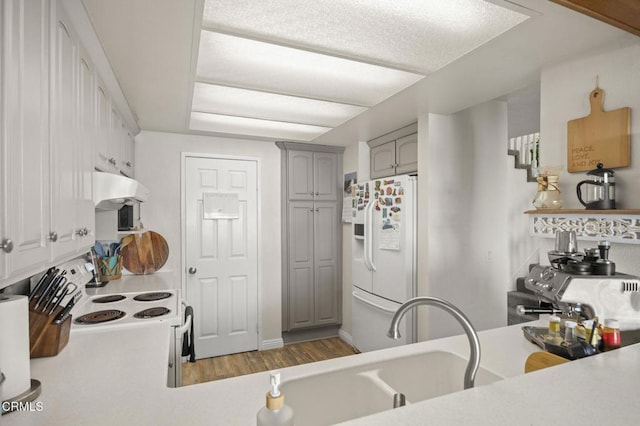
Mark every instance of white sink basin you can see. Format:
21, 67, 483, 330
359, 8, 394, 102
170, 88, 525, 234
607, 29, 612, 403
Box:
281, 351, 503, 426
376, 351, 503, 403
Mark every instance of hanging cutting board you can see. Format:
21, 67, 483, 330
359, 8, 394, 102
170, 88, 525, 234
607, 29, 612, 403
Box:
524, 351, 570, 374
567, 87, 630, 173
120, 231, 169, 275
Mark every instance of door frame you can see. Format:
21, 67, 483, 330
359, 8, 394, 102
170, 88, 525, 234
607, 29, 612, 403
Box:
180, 152, 263, 350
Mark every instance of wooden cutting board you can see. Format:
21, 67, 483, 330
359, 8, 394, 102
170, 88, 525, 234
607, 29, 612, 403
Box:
120, 231, 169, 275
524, 351, 570, 373
567, 87, 630, 173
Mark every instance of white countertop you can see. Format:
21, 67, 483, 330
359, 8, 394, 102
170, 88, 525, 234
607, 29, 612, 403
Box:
4, 284, 640, 425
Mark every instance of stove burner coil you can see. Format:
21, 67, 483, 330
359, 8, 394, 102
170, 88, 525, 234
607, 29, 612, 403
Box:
133, 292, 173, 302
75, 310, 126, 325
133, 307, 171, 319
92, 295, 126, 303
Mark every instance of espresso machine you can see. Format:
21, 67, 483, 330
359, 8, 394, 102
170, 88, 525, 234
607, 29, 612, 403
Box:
518, 241, 640, 358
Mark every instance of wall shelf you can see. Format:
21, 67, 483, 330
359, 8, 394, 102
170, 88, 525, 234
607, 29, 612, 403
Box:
525, 209, 640, 244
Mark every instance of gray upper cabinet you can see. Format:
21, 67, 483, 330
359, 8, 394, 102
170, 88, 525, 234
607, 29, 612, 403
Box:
287, 150, 338, 201
369, 123, 418, 179
395, 133, 418, 175
370, 142, 396, 179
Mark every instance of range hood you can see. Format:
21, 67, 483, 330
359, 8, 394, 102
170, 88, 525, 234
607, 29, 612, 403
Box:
93, 172, 150, 210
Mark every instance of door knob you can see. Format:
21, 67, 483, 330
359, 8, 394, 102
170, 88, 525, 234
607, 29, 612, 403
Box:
0, 238, 13, 253
49, 232, 58, 242
188, 267, 197, 275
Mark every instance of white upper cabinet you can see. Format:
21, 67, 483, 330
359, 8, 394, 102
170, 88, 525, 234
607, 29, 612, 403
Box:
95, 76, 114, 172
50, 3, 79, 259
1, 0, 51, 277
120, 127, 135, 177
77, 45, 96, 240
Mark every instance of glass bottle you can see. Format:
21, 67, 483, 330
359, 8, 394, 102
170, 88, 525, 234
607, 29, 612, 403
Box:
602, 319, 621, 351
533, 175, 563, 209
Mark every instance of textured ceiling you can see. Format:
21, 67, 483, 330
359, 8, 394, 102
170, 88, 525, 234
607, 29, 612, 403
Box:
189, 0, 528, 140
202, 0, 529, 74
80, 0, 629, 144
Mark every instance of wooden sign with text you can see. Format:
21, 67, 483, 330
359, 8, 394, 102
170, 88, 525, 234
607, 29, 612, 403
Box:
567, 88, 630, 173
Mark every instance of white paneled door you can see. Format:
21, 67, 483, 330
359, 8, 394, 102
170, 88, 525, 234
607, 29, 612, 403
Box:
185, 156, 258, 359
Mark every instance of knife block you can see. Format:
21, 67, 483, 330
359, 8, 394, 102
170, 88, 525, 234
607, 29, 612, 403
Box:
28, 303, 71, 358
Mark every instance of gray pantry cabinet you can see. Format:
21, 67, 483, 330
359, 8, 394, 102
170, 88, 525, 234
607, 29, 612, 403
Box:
277, 142, 344, 331
369, 123, 418, 179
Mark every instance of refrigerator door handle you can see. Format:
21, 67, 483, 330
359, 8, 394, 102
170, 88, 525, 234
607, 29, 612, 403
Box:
365, 200, 376, 271
363, 201, 372, 271
352, 291, 396, 314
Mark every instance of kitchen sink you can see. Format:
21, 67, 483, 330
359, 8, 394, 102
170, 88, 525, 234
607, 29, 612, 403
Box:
376, 351, 503, 403
281, 350, 503, 425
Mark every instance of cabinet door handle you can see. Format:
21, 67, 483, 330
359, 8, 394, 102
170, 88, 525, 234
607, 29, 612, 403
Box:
315, 192, 319, 196
84, 228, 90, 236
309, 191, 314, 196
315, 208, 319, 212
49, 232, 58, 242
188, 267, 197, 275
309, 208, 314, 212
0, 238, 13, 253
75, 229, 84, 237
126, 161, 132, 167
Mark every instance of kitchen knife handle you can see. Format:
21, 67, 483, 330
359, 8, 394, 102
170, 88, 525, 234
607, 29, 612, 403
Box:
28, 267, 55, 301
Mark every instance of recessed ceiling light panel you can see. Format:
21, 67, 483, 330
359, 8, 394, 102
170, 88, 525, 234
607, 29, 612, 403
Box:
192, 82, 367, 127
196, 31, 424, 106
190, 112, 332, 141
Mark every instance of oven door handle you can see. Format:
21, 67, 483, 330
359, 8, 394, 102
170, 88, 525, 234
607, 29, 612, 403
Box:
179, 313, 192, 334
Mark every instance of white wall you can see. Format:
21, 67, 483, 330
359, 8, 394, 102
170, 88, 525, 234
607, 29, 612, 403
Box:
134, 131, 282, 343
340, 142, 358, 338
538, 37, 640, 275
417, 100, 512, 340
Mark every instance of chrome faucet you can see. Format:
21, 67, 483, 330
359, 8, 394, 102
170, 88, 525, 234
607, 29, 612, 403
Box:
387, 297, 481, 389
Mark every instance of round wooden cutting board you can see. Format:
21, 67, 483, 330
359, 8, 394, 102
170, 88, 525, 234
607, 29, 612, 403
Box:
120, 231, 169, 275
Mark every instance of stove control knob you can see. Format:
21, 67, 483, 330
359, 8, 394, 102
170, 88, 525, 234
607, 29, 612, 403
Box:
188, 267, 197, 275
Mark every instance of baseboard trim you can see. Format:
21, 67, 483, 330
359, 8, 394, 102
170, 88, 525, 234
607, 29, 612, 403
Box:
261, 338, 284, 351
338, 328, 353, 346
282, 325, 341, 345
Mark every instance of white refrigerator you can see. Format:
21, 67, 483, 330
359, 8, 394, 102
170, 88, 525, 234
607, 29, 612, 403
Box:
351, 174, 417, 352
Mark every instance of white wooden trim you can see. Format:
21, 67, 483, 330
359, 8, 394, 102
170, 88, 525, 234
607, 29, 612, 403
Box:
261, 338, 284, 351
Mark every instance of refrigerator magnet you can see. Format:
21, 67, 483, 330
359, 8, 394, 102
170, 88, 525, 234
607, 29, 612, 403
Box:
385, 197, 393, 206
395, 197, 402, 204
398, 187, 404, 195
382, 208, 387, 218
375, 202, 381, 211
386, 187, 393, 195
391, 206, 401, 213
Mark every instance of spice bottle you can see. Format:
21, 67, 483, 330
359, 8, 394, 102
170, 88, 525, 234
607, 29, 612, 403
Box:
548, 315, 561, 337
602, 319, 621, 351
564, 320, 577, 344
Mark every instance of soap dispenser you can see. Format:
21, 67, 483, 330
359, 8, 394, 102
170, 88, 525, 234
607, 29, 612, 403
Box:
257, 371, 294, 426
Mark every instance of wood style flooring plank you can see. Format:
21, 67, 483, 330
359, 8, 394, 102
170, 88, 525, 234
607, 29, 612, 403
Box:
182, 337, 358, 386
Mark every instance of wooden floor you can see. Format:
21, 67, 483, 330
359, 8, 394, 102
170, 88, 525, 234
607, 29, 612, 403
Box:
182, 337, 358, 386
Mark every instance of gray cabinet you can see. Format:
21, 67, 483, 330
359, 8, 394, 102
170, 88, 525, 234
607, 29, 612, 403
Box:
277, 142, 343, 332
369, 124, 418, 179
287, 150, 338, 201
